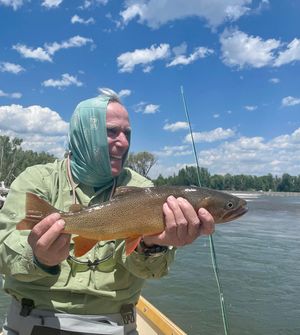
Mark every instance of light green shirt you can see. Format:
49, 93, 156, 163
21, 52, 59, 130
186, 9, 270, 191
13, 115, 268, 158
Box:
0, 159, 175, 314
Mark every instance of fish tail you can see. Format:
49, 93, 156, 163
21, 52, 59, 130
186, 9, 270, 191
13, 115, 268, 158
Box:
17, 192, 57, 230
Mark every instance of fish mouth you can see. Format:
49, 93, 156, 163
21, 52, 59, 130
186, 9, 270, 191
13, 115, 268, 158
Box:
222, 204, 248, 222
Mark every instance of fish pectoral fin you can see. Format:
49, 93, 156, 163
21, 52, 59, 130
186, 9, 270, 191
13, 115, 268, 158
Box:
73, 236, 98, 257
69, 204, 84, 213
125, 236, 142, 256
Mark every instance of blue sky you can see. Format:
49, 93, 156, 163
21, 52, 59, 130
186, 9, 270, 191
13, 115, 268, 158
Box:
0, 0, 300, 178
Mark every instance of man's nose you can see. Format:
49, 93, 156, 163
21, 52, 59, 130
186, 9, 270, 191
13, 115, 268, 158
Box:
115, 132, 129, 147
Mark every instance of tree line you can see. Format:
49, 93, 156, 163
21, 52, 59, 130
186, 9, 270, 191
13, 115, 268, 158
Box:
1, 135, 299, 192
153, 165, 300, 192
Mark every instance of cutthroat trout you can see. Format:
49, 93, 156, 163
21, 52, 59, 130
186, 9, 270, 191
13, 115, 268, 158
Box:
17, 186, 248, 257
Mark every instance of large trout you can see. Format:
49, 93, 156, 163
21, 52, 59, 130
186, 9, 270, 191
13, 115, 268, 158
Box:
17, 186, 248, 256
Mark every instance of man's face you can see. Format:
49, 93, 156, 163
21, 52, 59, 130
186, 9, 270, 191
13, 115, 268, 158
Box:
106, 102, 131, 176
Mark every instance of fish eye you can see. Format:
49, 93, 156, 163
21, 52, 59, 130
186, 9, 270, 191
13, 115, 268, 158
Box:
226, 201, 234, 209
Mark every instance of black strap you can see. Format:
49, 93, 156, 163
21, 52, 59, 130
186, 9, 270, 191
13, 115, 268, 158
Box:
120, 303, 135, 324
20, 298, 35, 317
31, 326, 99, 335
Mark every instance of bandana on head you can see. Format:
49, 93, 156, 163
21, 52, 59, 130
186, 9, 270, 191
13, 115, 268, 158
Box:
68, 95, 130, 187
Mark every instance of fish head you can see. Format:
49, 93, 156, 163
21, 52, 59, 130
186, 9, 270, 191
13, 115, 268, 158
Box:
199, 192, 248, 224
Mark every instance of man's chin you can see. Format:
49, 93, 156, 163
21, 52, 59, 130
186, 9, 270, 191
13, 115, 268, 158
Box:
111, 169, 121, 176
110, 162, 123, 176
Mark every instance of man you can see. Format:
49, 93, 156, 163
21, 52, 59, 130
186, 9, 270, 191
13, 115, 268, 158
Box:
0, 88, 214, 334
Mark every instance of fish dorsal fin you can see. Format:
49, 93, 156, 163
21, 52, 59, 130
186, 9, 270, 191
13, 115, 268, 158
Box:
113, 186, 145, 198
69, 204, 84, 213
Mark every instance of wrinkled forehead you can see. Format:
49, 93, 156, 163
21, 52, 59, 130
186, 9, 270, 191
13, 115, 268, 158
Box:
106, 101, 130, 127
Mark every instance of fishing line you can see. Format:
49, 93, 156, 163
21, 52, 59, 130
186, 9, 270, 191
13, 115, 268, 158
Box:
180, 86, 230, 335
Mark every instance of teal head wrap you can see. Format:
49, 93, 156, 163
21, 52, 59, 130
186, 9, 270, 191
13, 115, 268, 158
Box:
68, 94, 129, 187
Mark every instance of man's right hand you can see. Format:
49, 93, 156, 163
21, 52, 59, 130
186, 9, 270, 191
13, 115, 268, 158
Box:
28, 213, 71, 267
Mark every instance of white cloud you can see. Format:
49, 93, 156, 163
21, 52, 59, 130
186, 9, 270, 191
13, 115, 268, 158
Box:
185, 127, 236, 143
220, 29, 280, 69
269, 77, 280, 84
244, 105, 257, 111
274, 38, 300, 67
133, 102, 160, 114
163, 122, 189, 132
144, 104, 159, 114
42, 73, 83, 89
148, 162, 189, 179
118, 89, 131, 98
195, 130, 300, 176
281, 96, 300, 107
81, 0, 108, 8
117, 43, 213, 72
0, 128, 67, 158
41, 0, 63, 8
167, 46, 214, 67
252, 0, 270, 14
0, 0, 24, 10
152, 128, 300, 178
154, 145, 192, 157
45, 36, 94, 56
220, 30, 300, 69
13, 44, 52, 62
172, 42, 188, 56
142, 65, 153, 73
13, 36, 94, 62
0, 104, 68, 158
0, 89, 22, 99
71, 14, 95, 25
120, 0, 252, 29
120, 3, 144, 24
117, 43, 170, 73
0, 62, 25, 74
0, 104, 68, 135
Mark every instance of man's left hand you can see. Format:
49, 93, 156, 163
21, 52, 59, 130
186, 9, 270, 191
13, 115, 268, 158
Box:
143, 196, 215, 247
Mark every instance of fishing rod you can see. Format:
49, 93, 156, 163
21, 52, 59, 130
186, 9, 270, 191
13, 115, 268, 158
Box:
180, 86, 230, 335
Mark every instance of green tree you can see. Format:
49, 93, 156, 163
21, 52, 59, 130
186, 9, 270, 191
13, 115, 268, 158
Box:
277, 173, 293, 192
210, 174, 224, 190
0, 135, 23, 185
223, 173, 233, 190
154, 174, 166, 186
0, 135, 56, 186
126, 151, 157, 178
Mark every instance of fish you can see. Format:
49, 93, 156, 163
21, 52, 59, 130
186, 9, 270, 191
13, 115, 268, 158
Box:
17, 186, 248, 257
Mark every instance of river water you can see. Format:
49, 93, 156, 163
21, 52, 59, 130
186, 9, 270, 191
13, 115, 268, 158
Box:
1, 192, 300, 334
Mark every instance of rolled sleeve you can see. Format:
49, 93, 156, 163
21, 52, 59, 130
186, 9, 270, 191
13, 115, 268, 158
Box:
0, 167, 60, 281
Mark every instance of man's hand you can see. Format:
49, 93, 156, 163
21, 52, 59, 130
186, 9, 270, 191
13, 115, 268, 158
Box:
143, 196, 215, 247
28, 213, 71, 267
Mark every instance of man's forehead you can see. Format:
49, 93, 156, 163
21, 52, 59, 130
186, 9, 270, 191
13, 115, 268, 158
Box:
106, 121, 131, 128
